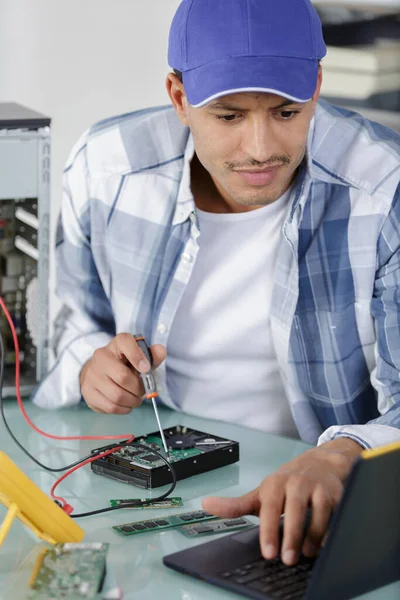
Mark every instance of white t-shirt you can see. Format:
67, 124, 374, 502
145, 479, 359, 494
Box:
166, 189, 299, 437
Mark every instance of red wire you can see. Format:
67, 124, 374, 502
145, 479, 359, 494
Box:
50, 445, 126, 507
0, 296, 134, 443
0, 296, 136, 511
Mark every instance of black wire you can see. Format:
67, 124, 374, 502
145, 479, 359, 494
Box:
71, 443, 177, 518
0, 328, 177, 515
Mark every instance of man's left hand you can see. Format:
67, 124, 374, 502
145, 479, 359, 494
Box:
202, 438, 363, 566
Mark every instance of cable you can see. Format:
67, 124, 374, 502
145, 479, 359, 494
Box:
54, 444, 177, 518
0, 296, 134, 472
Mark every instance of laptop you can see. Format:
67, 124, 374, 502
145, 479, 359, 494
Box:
164, 441, 400, 600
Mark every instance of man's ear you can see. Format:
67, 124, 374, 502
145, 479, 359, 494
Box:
166, 73, 190, 126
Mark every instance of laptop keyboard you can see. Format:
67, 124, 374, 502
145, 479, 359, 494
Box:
219, 556, 314, 600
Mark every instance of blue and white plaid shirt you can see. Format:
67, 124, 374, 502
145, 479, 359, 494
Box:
33, 100, 400, 449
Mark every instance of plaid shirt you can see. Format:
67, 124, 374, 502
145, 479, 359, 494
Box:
33, 100, 400, 449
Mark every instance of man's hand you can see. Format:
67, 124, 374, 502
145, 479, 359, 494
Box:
203, 438, 363, 566
80, 333, 167, 414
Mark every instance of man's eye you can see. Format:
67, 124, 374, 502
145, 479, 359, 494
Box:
216, 114, 238, 122
279, 110, 300, 120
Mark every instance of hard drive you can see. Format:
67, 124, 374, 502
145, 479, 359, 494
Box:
91, 425, 239, 488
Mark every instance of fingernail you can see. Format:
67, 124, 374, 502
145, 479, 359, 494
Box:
282, 550, 296, 565
263, 544, 276, 560
138, 359, 150, 372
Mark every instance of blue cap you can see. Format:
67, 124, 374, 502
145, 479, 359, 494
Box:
168, 0, 326, 107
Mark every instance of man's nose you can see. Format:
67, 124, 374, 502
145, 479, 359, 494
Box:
241, 119, 277, 164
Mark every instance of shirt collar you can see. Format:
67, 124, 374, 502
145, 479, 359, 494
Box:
305, 109, 349, 188
306, 101, 398, 193
284, 113, 341, 224
172, 132, 196, 226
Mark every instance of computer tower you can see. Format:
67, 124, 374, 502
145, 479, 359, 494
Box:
0, 103, 51, 397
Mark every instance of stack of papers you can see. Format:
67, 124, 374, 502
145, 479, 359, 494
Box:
321, 41, 400, 99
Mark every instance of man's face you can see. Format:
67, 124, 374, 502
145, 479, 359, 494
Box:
168, 74, 321, 210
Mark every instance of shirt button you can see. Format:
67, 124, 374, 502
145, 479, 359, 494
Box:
157, 323, 168, 334
181, 252, 193, 263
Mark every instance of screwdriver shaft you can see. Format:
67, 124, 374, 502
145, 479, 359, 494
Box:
151, 398, 170, 457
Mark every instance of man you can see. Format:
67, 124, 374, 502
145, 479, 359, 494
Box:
34, 0, 400, 567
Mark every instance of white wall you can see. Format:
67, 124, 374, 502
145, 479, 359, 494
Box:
0, 0, 181, 349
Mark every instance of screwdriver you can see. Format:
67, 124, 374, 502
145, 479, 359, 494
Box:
133, 334, 169, 457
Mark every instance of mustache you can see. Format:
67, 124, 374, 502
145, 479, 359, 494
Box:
226, 156, 291, 170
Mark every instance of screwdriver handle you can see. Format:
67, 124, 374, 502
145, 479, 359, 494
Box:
134, 334, 154, 368
133, 334, 157, 398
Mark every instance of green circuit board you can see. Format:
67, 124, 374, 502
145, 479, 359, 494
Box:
113, 510, 217, 536
109, 496, 183, 509
28, 543, 108, 599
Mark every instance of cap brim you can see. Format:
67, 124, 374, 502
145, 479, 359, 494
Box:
182, 56, 319, 107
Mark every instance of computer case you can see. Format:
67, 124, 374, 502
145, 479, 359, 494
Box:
0, 103, 51, 397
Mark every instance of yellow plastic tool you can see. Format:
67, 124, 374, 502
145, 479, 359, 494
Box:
0, 451, 84, 547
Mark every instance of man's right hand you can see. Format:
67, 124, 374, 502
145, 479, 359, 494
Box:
80, 333, 167, 414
